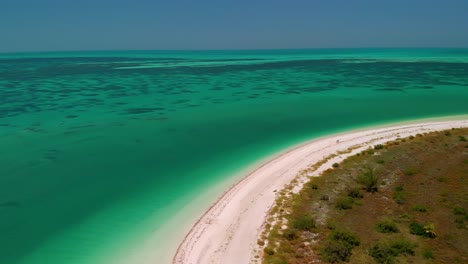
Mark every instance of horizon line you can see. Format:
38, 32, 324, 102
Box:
1, 46, 468, 55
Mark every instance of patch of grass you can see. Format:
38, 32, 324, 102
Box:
369, 238, 417, 264
423, 249, 435, 260
394, 185, 405, 204
376, 219, 399, 233
292, 215, 316, 231
282, 229, 297, 241
347, 188, 364, 199
357, 167, 379, 192
437, 176, 449, 183
459, 135, 466, 142
412, 205, 427, 212
376, 159, 385, 164
403, 167, 418, 176
264, 246, 275, 256
336, 196, 354, 210
453, 206, 465, 215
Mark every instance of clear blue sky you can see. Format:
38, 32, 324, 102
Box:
1, 0, 467, 52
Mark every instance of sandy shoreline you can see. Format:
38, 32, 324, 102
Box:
172, 118, 468, 264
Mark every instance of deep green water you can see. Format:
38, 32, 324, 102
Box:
0, 49, 467, 264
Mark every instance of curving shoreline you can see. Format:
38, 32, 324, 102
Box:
172, 118, 468, 264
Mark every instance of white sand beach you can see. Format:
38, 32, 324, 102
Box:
172, 118, 468, 264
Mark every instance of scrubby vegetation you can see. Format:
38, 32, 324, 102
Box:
376, 219, 399, 234
369, 238, 417, 264
261, 128, 468, 264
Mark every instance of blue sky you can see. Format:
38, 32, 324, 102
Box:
1, 0, 467, 52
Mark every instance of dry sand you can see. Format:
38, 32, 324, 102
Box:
173, 119, 468, 264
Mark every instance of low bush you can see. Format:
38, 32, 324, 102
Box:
409, 222, 436, 238
369, 238, 417, 264
321, 240, 352, 263
409, 222, 425, 236
292, 215, 316, 231
374, 144, 384, 150
264, 246, 275, 255
331, 229, 360, 247
282, 229, 297, 241
376, 219, 399, 233
347, 188, 364, 199
320, 229, 360, 263
336, 196, 354, 210
412, 205, 427, 212
332, 162, 339, 168
422, 249, 435, 260
459, 135, 466, 142
357, 167, 379, 192
453, 206, 466, 215
403, 167, 418, 176
394, 185, 405, 204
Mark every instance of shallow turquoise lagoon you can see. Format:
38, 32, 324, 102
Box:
0, 49, 467, 263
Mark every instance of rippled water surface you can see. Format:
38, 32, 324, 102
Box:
1, 49, 467, 263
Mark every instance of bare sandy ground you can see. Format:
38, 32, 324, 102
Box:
173, 119, 468, 264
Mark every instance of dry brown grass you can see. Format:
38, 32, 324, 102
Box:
263, 128, 468, 264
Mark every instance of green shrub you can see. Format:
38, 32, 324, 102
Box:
347, 188, 364, 199
336, 196, 354, 210
369, 238, 417, 264
459, 135, 466, 142
412, 205, 427, 212
389, 238, 417, 255
394, 186, 405, 204
292, 215, 316, 231
423, 249, 435, 260
321, 240, 352, 263
403, 167, 418, 176
331, 229, 360, 247
321, 229, 360, 263
374, 144, 384, 150
283, 229, 298, 241
409, 222, 436, 238
376, 159, 385, 164
264, 246, 275, 255
332, 162, 339, 168
409, 222, 425, 236
437, 176, 448, 182
311, 183, 318, 190
357, 167, 379, 192
453, 206, 466, 215
376, 220, 399, 233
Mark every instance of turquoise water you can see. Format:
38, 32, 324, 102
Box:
0, 49, 467, 263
